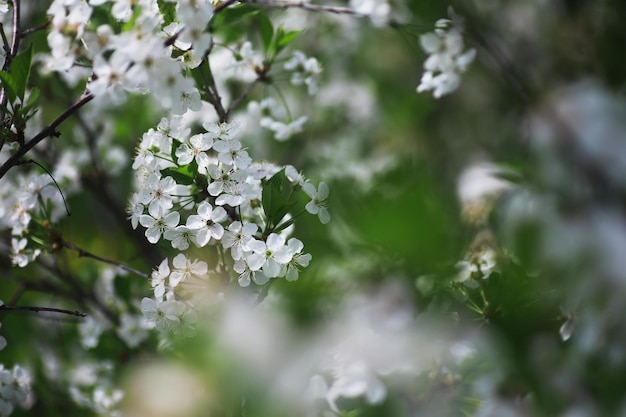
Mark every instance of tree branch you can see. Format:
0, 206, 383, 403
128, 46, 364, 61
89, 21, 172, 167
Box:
61, 239, 151, 280
0, 304, 86, 317
9, 0, 20, 57
0, 91, 94, 179
0, 23, 10, 58
20, 18, 51, 38
50, 75, 162, 267
201, 57, 228, 122
244, 0, 359, 15
47, 256, 120, 325
226, 78, 261, 119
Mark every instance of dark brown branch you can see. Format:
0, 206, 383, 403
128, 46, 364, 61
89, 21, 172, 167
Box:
61, 239, 151, 280
244, 0, 359, 15
0, 0, 21, 119
0, 23, 10, 57
201, 57, 228, 122
0, 91, 94, 179
9, 0, 20, 57
51, 75, 162, 267
49, 255, 120, 325
225, 78, 261, 119
20, 18, 51, 38
0, 304, 86, 317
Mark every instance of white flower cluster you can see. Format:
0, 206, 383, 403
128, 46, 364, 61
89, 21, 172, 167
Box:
45, 0, 209, 112
213, 286, 439, 417
284, 50, 322, 95
130, 117, 327, 327
248, 97, 309, 142
416, 16, 476, 98
350, 0, 391, 27
68, 361, 123, 417
0, 365, 31, 417
0, 172, 66, 267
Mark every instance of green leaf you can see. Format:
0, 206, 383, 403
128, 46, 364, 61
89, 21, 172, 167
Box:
0, 71, 18, 105
261, 169, 305, 230
157, 0, 177, 26
161, 164, 197, 186
262, 169, 288, 227
10, 44, 33, 102
211, 3, 258, 29
257, 12, 274, 53
122, 6, 143, 32
22, 87, 40, 113
0, 102, 11, 116
276, 28, 302, 51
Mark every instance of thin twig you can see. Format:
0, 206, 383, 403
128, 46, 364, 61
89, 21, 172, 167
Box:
0, 304, 86, 317
244, 0, 359, 15
0, 21, 8, 149
20, 18, 51, 38
0, 0, 21, 108
0, 91, 94, 179
0, 23, 10, 59
61, 239, 151, 280
201, 58, 228, 122
49, 255, 120, 325
51, 75, 162, 267
17, 159, 71, 216
9, 0, 20, 57
226, 78, 261, 118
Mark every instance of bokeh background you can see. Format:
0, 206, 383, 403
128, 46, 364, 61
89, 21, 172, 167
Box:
2, 1, 626, 416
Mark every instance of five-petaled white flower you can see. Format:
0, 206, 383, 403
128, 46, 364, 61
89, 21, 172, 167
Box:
247, 233, 294, 278
139, 204, 180, 244
303, 182, 330, 224
222, 221, 258, 260
169, 253, 208, 287
175, 133, 214, 169
186, 202, 227, 247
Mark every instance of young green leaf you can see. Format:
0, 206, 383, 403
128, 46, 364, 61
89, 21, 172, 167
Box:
211, 3, 258, 29
262, 169, 288, 226
161, 164, 197, 186
261, 169, 306, 230
0, 71, 18, 105
10, 44, 33, 102
157, 0, 177, 27
24, 87, 40, 111
276, 29, 302, 52
257, 12, 274, 54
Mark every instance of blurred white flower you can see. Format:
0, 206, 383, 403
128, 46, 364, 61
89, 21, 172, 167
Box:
417, 16, 475, 98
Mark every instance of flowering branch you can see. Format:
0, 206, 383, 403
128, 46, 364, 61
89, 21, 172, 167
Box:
0, 304, 86, 318
60, 239, 151, 280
